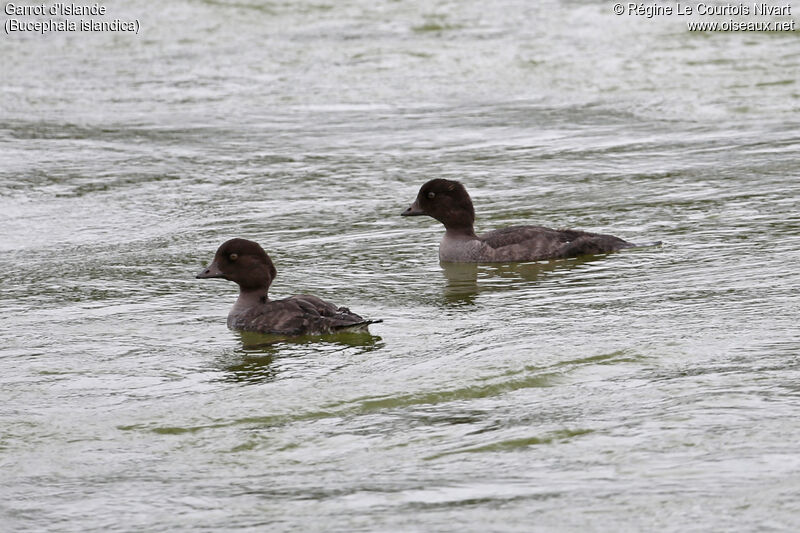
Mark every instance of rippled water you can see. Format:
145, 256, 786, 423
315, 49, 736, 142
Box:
2, 0, 800, 531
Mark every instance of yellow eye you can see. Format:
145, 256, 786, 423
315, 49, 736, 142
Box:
427, 191, 436, 199
229, 253, 238, 261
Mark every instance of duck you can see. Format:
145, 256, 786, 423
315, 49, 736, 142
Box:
401, 179, 658, 262
196, 238, 379, 335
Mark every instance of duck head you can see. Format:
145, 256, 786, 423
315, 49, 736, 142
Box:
197, 238, 277, 294
401, 178, 476, 233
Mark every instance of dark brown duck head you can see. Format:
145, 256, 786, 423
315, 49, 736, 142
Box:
401, 178, 476, 234
196, 238, 277, 294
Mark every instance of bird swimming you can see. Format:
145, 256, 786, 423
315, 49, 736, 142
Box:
197, 238, 379, 335
401, 178, 659, 262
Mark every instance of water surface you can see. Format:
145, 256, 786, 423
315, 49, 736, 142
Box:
2, 1, 799, 531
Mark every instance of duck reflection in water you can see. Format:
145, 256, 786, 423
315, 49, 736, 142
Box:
440, 255, 601, 306
218, 329, 384, 384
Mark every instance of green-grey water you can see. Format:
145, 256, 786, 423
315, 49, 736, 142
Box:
2, 1, 799, 531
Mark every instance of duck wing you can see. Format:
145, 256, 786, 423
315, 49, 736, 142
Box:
237, 296, 377, 335
479, 225, 633, 261
291, 295, 379, 332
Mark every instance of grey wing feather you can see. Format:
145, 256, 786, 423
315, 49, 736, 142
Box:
480, 226, 576, 248
479, 226, 634, 261
297, 295, 381, 330
232, 296, 379, 335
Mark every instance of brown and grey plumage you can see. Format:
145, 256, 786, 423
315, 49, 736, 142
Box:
401, 179, 658, 263
196, 238, 379, 335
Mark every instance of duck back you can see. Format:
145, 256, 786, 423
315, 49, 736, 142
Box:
228, 295, 376, 335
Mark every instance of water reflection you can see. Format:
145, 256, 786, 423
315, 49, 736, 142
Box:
440, 262, 481, 305
440, 256, 601, 305
217, 330, 384, 384
235, 329, 383, 351
222, 352, 278, 384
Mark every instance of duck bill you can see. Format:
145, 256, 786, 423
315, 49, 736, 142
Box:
401, 199, 425, 216
196, 261, 225, 279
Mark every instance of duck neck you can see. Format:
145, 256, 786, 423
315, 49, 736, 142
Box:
232, 287, 269, 314
444, 224, 477, 239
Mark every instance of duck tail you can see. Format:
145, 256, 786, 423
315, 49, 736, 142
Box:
625, 241, 663, 249
334, 319, 383, 332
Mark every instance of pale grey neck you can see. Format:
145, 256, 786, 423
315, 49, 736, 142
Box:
231, 289, 268, 315
444, 227, 478, 240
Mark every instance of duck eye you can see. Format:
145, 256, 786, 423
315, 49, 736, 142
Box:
229, 253, 238, 261
427, 191, 436, 199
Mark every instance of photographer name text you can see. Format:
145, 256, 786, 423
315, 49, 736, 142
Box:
621, 2, 790, 16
